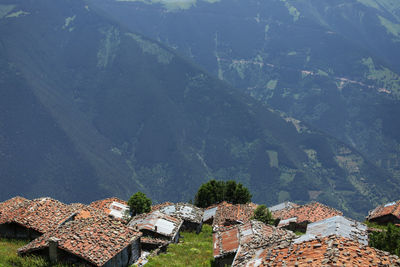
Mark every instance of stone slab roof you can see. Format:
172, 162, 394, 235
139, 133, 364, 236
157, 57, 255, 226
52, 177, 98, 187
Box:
0, 197, 76, 234
239, 235, 400, 266
18, 215, 141, 266
367, 200, 400, 221
213, 202, 258, 230
268, 201, 299, 212
295, 215, 368, 245
158, 203, 203, 224
272, 201, 342, 227
129, 210, 183, 240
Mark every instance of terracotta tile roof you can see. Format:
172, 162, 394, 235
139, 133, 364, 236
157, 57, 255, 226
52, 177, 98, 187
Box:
213, 202, 258, 230
214, 220, 296, 259
238, 235, 400, 266
0, 196, 30, 221
272, 201, 342, 227
128, 210, 183, 240
18, 215, 141, 266
158, 203, 204, 224
89, 197, 129, 219
0, 197, 76, 234
151, 202, 174, 212
367, 200, 400, 221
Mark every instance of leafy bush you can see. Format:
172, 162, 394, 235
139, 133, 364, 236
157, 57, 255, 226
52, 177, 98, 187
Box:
128, 191, 152, 216
369, 223, 400, 256
252, 204, 279, 226
194, 179, 252, 208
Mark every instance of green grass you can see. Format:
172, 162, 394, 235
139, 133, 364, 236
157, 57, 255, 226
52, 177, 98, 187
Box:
144, 224, 214, 267
0, 238, 71, 267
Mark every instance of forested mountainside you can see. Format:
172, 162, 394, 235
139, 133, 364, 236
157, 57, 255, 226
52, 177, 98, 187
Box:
0, 0, 398, 219
91, 0, 400, 182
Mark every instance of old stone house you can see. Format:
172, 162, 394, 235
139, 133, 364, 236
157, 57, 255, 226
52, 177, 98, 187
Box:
235, 235, 400, 266
213, 220, 295, 267
89, 197, 130, 221
128, 210, 183, 251
18, 214, 141, 267
0, 197, 77, 240
212, 202, 258, 231
366, 200, 400, 224
271, 201, 342, 232
157, 203, 203, 233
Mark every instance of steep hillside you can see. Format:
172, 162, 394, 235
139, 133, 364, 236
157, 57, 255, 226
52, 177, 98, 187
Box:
0, 0, 398, 218
91, 0, 400, 181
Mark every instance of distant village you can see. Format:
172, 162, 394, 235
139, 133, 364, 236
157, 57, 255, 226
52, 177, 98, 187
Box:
1, 195, 400, 266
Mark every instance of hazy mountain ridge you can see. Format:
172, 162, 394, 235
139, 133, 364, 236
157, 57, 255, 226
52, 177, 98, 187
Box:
90, 0, 400, 182
0, 0, 398, 219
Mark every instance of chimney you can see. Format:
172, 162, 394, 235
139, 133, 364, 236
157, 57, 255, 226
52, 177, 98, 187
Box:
48, 237, 61, 263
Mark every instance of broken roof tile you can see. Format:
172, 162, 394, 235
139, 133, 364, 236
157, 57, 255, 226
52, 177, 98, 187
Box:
237, 235, 400, 266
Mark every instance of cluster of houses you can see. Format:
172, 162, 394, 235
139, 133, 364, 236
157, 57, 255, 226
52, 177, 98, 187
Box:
208, 200, 400, 266
1, 196, 400, 266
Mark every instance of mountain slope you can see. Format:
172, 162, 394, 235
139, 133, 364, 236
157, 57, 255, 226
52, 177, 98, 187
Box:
0, 0, 397, 218
90, 0, 400, 181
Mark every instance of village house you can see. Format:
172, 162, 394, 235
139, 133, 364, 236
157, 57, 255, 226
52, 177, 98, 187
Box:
157, 203, 203, 233
18, 214, 141, 267
366, 200, 400, 224
212, 202, 258, 231
213, 220, 295, 267
294, 215, 368, 245
235, 235, 400, 266
89, 197, 130, 221
271, 201, 342, 232
0, 197, 77, 240
128, 210, 183, 251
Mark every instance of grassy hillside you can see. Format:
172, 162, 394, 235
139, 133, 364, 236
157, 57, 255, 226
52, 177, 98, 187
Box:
0, 239, 68, 267
144, 225, 213, 267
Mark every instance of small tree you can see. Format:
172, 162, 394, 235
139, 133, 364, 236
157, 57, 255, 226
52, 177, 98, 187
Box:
252, 205, 276, 225
128, 192, 151, 216
370, 223, 400, 256
194, 179, 252, 208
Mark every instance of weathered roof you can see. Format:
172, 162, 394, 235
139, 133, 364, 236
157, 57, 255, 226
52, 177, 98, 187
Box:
272, 201, 342, 227
158, 203, 203, 224
0, 197, 76, 234
367, 200, 400, 221
268, 201, 299, 212
151, 202, 173, 212
128, 210, 183, 239
214, 220, 295, 259
89, 197, 129, 219
0, 196, 29, 220
238, 235, 400, 266
213, 202, 257, 230
295, 215, 368, 245
18, 215, 141, 266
